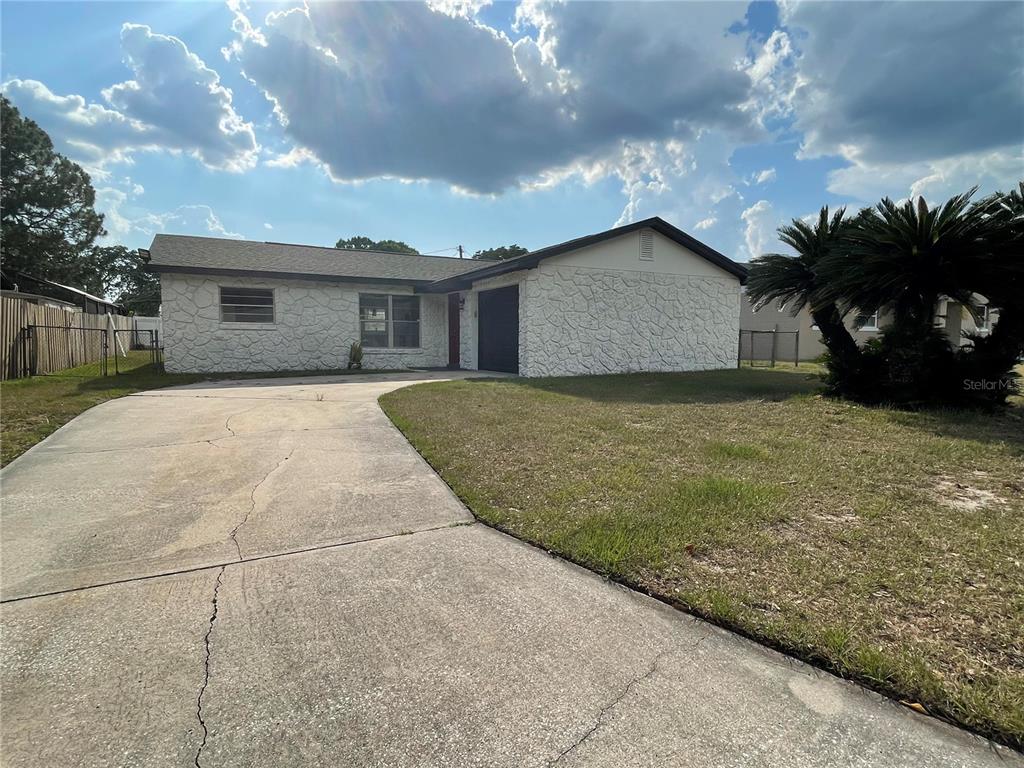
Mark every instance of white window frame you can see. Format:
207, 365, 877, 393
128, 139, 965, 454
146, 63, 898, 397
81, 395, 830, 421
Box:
855, 310, 879, 331
219, 286, 275, 324
359, 293, 421, 349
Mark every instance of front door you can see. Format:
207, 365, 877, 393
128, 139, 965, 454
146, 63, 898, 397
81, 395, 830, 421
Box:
477, 285, 519, 373
447, 293, 461, 369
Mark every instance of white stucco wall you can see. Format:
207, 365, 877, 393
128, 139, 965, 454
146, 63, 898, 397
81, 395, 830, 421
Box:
521, 265, 739, 376
160, 274, 447, 373
459, 228, 741, 377
459, 290, 477, 371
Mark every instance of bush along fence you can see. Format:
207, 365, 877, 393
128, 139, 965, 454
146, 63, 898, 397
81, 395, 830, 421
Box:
0, 296, 161, 379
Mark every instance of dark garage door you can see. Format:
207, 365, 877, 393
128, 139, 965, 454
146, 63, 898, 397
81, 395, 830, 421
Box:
478, 285, 519, 373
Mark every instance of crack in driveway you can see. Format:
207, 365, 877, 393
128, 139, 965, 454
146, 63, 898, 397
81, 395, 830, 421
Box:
194, 566, 225, 768
223, 404, 263, 438
228, 449, 296, 560
548, 649, 670, 766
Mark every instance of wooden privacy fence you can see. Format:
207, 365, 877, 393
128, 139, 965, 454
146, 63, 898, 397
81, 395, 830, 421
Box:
0, 296, 135, 379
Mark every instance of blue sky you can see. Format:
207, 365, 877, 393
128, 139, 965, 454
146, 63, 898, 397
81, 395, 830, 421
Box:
2, 1, 1021, 262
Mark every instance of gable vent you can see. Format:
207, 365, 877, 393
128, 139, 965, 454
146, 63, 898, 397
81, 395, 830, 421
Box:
639, 229, 654, 261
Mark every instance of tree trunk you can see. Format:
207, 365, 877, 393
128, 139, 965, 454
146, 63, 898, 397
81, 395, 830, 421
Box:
810, 305, 859, 362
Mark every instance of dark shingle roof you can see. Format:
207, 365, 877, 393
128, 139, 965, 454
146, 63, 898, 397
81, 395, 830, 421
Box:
146, 235, 484, 284
145, 218, 746, 288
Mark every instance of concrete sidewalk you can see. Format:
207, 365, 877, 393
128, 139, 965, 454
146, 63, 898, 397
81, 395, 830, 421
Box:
1, 372, 1018, 767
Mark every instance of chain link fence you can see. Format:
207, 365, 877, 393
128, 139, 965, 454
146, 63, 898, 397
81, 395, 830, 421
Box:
25, 325, 110, 377
738, 329, 801, 368
24, 325, 162, 377
112, 329, 162, 374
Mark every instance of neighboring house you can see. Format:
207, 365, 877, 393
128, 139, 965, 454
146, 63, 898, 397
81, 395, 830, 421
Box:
0, 270, 127, 315
741, 292, 998, 362
145, 217, 747, 377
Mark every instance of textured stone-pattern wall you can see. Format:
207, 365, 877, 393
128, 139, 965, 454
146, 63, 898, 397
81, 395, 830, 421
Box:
459, 290, 477, 370
519, 265, 740, 377
161, 274, 447, 373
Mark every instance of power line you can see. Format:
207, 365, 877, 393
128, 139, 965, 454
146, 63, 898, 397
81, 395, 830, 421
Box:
420, 245, 461, 255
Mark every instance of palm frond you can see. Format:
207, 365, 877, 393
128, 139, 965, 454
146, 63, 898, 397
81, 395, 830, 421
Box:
817, 187, 1003, 324
747, 206, 850, 312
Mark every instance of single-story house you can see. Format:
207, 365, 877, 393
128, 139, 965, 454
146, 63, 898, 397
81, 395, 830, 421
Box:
145, 217, 748, 377
1, 269, 127, 315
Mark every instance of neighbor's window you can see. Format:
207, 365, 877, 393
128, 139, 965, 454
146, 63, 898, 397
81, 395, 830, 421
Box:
359, 294, 420, 348
220, 287, 274, 323
855, 310, 879, 331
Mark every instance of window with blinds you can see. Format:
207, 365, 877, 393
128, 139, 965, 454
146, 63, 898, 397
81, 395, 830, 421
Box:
359, 294, 420, 348
220, 287, 275, 323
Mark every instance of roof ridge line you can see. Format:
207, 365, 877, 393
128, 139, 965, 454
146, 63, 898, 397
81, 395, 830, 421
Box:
264, 240, 469, 261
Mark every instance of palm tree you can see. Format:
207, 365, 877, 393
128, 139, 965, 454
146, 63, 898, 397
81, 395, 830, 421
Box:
812, 186, 1022, 405
818, 190, 994, 333
747, 207, 859, 364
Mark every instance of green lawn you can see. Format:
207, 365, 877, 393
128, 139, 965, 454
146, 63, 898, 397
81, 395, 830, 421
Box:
0, 352, 391, 466
380, 367, 1024, 748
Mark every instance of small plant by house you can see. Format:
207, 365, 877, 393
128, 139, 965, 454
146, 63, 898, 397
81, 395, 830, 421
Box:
347, 341, 363, 370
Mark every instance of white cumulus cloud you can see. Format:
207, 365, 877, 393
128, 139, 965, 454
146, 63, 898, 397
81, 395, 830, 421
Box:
3, 23, 257, 171
780, 0, 1023, 201
741, 199, 776, 261
226, 1, 757, 193
97, 183, 243, 245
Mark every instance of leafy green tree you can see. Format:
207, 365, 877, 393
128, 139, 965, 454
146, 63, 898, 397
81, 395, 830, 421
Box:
472, 244, 528, 262
336, 235, 418, 254
96, 245, 161, 315
1, 96, 106, 287
747, 207, 860, 367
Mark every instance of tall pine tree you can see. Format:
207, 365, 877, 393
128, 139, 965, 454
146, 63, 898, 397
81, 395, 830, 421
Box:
1, 96, 106, 291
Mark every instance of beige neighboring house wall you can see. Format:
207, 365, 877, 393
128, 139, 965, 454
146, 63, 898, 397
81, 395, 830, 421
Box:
740, 292, 999, 362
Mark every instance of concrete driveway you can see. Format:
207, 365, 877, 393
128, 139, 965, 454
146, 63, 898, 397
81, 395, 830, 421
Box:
1, 372, 1017, 767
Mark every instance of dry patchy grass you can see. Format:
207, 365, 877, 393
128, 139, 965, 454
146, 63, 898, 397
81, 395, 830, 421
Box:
381, 367, 1024, 748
